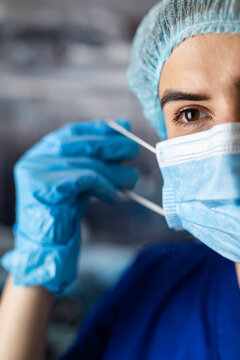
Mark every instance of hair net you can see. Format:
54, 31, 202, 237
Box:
126, 0, 240, 139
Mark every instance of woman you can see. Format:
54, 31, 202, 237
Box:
1, 0, 240, 359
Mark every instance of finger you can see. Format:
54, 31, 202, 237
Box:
31, 134, 140, 161
27, 158, 139, 204
67, 117, 132, 135
33, 169, 119, 205
57, 135, 139, 160
42, 118, 132, 141
16, 155, 140, 187
74, 158, 140, 190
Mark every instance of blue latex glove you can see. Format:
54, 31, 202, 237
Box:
0, 118, 140, 293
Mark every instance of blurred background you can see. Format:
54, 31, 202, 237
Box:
0, 0, 192, 358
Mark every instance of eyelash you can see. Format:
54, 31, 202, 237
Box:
172, 108, 210, 128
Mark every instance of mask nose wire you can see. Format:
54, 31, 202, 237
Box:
105, 119, 165, 217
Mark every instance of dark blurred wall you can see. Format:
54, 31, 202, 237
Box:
0, 0, 187, 245
0, 0, 157, 45
0, 4, 193, 359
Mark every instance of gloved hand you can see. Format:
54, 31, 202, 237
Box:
0, 118, 140, 293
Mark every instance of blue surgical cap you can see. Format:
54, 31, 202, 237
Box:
126, 0, 240, 139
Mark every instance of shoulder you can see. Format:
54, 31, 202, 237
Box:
105, 240, 220, 305
127, 240, 219, 280
135, 240, 217, 262
61, 241, 222, 359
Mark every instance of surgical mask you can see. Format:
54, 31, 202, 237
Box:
107, 120, 240, 264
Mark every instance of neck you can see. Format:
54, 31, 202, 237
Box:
234, 263, 240, 289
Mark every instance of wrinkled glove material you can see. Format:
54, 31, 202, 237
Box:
1, 119, 139, 293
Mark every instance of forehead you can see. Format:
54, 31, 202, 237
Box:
159, 33, 240, 96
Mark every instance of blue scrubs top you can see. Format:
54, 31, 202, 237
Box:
61, 242, 240, 360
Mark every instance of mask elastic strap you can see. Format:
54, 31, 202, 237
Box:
106, 119, 165, 217
106, 119, 156, 154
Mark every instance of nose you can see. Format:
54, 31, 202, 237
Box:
218, 115, 240, 124
216, 97, 240, 124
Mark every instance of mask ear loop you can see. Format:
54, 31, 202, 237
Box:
105, 119, 165, 217
107, 120, 157, 154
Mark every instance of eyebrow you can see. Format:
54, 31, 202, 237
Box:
160, 90, 211, 109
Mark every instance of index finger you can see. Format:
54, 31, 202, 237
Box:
44, 118, 132, 141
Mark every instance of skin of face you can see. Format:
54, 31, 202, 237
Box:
159, 33, 240, 139
159, 32, 240, 285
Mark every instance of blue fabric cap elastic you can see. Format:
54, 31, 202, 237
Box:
126, 0, 240, 139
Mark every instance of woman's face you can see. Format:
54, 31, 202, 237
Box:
159, 33, 240, 139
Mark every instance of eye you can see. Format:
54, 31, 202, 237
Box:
182, 109, 203, 122
172, 108, 211, 126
